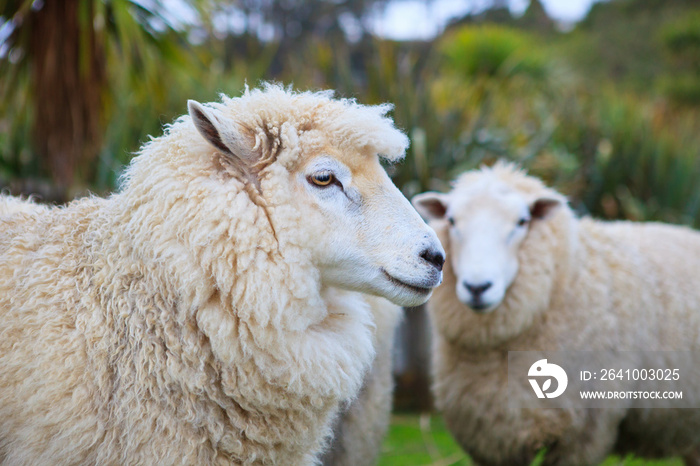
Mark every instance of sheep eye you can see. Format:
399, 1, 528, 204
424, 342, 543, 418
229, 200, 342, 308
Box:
517, 217, 530, 227
309, 172, 334, 187
448, 217, 455, 226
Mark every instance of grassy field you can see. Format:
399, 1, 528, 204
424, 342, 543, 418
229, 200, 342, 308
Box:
378, 414, 683, 466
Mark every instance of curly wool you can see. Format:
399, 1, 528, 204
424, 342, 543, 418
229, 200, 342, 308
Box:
0, 85, 409, 465
0, 194, 48, 216
320, 297, 402, 466
429, 163, 700, 465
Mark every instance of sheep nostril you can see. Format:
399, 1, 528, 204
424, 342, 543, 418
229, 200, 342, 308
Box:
464, 281, 493, 297
420, 248, 445, 271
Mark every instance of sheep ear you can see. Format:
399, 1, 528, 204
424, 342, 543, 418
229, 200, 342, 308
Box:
412, 192, 448, 220
530, 197, 562, 220
187, 100, 257, 167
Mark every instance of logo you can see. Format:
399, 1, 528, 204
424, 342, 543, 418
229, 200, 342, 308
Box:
528, 359, 568, 399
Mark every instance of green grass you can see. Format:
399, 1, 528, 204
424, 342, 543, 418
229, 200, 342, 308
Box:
600, 458, 682, 466
379, 414, 471, 466
378, 414, 683, 466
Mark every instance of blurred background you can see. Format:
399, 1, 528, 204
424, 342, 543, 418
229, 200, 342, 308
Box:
1, 0, 699, 464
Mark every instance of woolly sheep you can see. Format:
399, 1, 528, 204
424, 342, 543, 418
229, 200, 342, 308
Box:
0, 84, 445, 465
0, 198, 402, 466
412, 162, 700, 466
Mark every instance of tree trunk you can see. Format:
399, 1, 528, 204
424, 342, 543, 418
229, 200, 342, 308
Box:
29, 0, 105, 195
393, 305, 434, 411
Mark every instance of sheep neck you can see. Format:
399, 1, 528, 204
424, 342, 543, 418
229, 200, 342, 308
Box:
81, 154, 374, 462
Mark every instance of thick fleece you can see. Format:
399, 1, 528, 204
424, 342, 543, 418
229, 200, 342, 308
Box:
428, 164, 700, 466
0, 85, 412, 465
320, 297, 401, 466
0, 194, 48, 216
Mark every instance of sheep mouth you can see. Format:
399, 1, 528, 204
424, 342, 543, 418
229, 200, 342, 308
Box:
469, 302, 490, 312
381, 269, 433, 295
466, 299, 497, 314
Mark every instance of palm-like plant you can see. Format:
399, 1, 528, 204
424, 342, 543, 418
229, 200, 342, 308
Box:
0, 0, 203, 198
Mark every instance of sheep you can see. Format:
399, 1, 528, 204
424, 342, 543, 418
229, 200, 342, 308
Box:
0, 194, 401, 466
0, 199, 401, 466
320, 297, 401, 466
412, 162, 700, 466
0, 84, 445, 465
0, 196, 402, 466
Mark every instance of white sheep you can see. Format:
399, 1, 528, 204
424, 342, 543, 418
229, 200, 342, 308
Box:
0, 199, 402, 466
413, 162, 700, 466
0, 84, 445, 465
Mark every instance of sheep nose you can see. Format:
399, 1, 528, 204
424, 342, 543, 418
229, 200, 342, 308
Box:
420, 247, 445, 271
464, 281, 492, 298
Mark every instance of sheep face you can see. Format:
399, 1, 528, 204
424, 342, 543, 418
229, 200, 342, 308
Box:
413, 181, 560, 313
187, 98, 444, 308
296, 151, 445, 307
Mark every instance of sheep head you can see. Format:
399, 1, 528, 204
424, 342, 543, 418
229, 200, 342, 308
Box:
186, 88, 444, 308
413, 162, 564, 314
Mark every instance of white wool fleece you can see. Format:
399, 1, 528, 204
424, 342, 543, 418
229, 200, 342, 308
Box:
0, 84, 419, 465
427, 162, 700, 466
